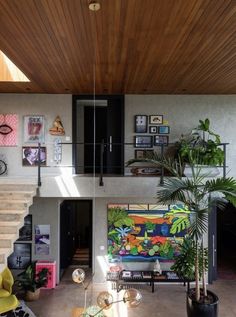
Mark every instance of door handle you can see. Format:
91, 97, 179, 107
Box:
109, 136, 112, 152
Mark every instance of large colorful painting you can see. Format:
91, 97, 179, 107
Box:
108, 204, 190, 263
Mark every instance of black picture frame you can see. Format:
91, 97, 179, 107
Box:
134, 135, 153, 148
8, 243, 31, 269
158, 126, 170, 134
135, 115, 148, 133
135, 149, 154, 159
149, 126, 157, 134
17, 214, 32, 241
154, 135, 169, 146
149, 115, 163, 125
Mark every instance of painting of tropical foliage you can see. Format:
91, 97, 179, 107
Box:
108, 203, 190, 263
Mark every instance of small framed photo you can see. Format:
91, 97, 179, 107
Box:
22, 146, 47, 166
23, 115, 45, 143
149, 126, 157, 134
135, 115, 148, 133
154, 135, 169, 146
149, 115, 163, 125
135, 149, 154, 159
134, 135, 153, 148
158, 126, 170, 134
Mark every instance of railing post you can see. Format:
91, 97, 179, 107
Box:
99, 139, 104, 186
223, 143, 226, 179
37, 142, 42, 187
160, 144, 164, 185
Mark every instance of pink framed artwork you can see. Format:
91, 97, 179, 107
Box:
0, 114, 18, 146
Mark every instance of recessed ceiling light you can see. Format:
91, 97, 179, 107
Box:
89, 1, 101, 11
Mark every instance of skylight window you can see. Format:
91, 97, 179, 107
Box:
0, 50, 30, 82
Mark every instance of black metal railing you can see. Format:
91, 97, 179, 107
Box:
36, 142, 229, 188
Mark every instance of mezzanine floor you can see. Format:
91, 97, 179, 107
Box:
27, 267, 236, 317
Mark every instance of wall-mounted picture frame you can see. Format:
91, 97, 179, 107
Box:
23, 115, 45, 143
135, 149, 154, 159
134, 135, 153, 148
149, 126, 157, 134
22, 146, 46, 166
135, 115, 148, 133
8, 243, 31, 269
17, 215, 32, 241
158, 126, 170, 134
154, 135, 169, 146
149, 115, 163, 125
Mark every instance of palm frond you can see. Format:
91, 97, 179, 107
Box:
188, 210, 208, 239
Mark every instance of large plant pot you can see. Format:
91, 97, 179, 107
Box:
187, 289, 219, 317
25, 288, 40, 301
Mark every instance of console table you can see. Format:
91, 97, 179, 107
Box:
107, 270, 191, 293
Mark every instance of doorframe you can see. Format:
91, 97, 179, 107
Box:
208, 202, 217, 283
72, 94, 124, 175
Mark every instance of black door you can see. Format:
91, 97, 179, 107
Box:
73, 95, 124, 175
84, 106, 107, 173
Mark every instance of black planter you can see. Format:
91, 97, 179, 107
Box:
187, 289, 219, 317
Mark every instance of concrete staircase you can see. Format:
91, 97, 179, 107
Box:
0, 184, 37, 273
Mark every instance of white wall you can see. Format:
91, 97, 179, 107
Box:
0, 94, 72, 176
125, 95, 236, 177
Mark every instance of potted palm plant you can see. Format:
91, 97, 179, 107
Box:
16, 262, 49, 301
127, 155, 236, 317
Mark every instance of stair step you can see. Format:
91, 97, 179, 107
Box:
0, 202, 29, 210
0, 226, 18, 234
0, 233, 18, 240
0, 209, 27, 215
0, 239, 12, 248
0, 248, 12, 262
0, 185, 37, 193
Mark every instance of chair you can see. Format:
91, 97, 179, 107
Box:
0, 267, 14, 298
0, 295, 19, 314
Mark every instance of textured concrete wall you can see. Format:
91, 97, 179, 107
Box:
125, 95, 236, 177
0, 94, 72, 176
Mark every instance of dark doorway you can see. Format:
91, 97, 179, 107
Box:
84, 106, 107, 173
60, 200, 92, 278
217, 203, 236, 279
72, 95, 124, 175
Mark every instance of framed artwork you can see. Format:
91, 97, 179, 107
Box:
22, 146, 46, 166
0, 114, 18, 146
34, 224, 50, 255
158, 126, 170, 134
8, 243, 31, 269
107, 203, 190, 263
17, 215, 32, 241
135, 149, 154, 159
154, 135, 169, 146
134, 135, 153, 148
149, 126, 157, 134
134, 115, 148, 133
149, 115, 163, 125
23, 115, 45, 143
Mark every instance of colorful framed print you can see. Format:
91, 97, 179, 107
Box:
149, 126, 157, 134
149, 115, 163, 125
158, 126, 170, 134
22, 146, 46, 166
154, 135, 169, 146
135, 115, 148, 133
0, 114, 18, 146
135, 149, 154, 159
134, 135, 153, 148
23, 115, 45, 143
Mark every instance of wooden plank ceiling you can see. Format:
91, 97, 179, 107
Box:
0, 0, 236, 94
